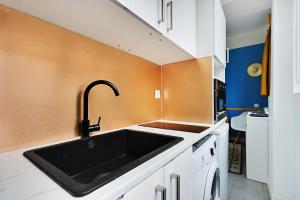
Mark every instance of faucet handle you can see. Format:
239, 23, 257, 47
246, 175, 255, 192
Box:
97, 116, 101, 125
87, 116, 101, 133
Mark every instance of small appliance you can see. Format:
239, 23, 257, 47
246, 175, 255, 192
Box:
214, 79, 227, 122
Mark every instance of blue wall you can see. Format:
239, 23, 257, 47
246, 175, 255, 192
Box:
226, 43, 268, 119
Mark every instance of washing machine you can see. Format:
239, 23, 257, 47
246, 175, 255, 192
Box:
193, 134, 220, 200
213, 123, 229, 200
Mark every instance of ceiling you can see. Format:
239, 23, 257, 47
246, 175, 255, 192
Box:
221, 0, 272, 37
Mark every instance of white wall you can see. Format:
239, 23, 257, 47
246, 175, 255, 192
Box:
227, 26, 268, 49
269, 0, 300, 199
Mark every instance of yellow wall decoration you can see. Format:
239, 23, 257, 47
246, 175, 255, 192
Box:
247, 63, 262, 77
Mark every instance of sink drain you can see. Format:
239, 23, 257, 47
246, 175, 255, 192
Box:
88, 140, 96, 149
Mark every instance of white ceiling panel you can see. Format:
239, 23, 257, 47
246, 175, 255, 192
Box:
221, 0, 272, 37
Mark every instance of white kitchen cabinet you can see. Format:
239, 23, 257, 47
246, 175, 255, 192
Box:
197, 0, 227, 67
1, 0, 195, 65
115, 0, 197, 57
165, 0, 197, 57
293, 0, 300, 93
122, 168, 165, 200
214, 57, 226, 83
213, 0, 226, 66
123, 147, 193, 200
164, 147, 193, 200
115, 0, 165, 33
246, 114, 269, 184
130, 34, 193, 65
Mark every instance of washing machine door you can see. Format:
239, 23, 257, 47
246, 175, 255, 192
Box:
204, 160, 220, 200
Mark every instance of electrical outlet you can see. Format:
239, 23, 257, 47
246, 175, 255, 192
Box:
254, 103, 259, 108
155, 90, 161, 99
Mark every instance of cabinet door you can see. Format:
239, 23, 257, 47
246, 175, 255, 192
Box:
164, 147, 193, 200
165, 0, 197, 56
213, 0, 226, 66
246, 117, 269, 183
116, 0, 165, 33
294, 0, 300, 93
123, 168, 165, 200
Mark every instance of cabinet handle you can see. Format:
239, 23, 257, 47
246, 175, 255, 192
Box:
167, 1, 173, 31
158, 0, 165, 23
226, 48, 229, 64
210, 148, 215, 156
171, 173, 180, 200
155, 185, 166, 200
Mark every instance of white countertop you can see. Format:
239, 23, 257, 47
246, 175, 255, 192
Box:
0, 119, 226, 200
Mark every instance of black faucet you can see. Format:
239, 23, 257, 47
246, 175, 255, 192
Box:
81, 80, 119, 138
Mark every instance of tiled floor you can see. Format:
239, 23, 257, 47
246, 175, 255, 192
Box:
228, 173, 271, 200
227, 135, 270, 200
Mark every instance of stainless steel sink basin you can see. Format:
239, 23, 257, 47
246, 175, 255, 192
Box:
23, 129, 183, 197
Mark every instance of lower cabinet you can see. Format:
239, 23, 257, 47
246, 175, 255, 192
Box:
164, 147, 193, 200
122, 147, 193, 200
122, 168, 165, 200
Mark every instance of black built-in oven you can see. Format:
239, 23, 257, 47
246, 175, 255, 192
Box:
214, 79, 227, 122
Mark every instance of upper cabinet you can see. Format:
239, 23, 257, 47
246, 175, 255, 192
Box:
0, 0, 225, 65
197, 0, 227, 67
115, 0, 166, 33
213, 0, 227, 66
165, 0, 197, 57
115, 0, 197, 57
0, 0, 194, 65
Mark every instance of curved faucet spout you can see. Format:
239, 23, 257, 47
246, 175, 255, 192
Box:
81, 80, 120, 138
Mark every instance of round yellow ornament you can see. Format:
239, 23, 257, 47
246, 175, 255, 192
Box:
247, 63, 262, 77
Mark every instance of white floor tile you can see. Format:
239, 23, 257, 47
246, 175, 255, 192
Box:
262, 184, 269, 194
228, 173, 270, 200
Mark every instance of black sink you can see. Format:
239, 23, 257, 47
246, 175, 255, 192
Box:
23, 129, 183, 197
